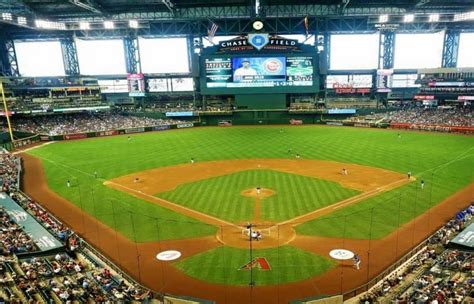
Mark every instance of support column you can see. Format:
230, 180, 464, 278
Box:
60, 37, 80, 76
123, 35, 141, 74
442, 30, 460, 68
378, 31, 395, 69
0, 37, 19, 76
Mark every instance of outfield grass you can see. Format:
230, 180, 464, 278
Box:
174, 245, 336, 285
157, 169, 360, 222
29, 126, 474, 241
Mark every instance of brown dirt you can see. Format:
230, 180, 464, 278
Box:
106, 159, 410, 248
20, 152, 474, 304
240, 188, 275, 199
107, 159, 405, 194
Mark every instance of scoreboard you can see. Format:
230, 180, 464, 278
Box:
200, 54, 318, 94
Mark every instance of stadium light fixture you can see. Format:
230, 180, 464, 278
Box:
17, 16, 27, 25
35, 19, 66, 30
103, 21, 114, 29
429, 14, 440, 22
453, 11, 474, 22
2, 13, 12, 21
79, 21, 90, 30
379, 14, 389, 23
129, 20, 139, 28
404, 14, 415, 23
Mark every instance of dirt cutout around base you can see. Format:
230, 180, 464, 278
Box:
240, 188, 275, 199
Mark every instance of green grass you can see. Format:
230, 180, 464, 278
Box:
157, 169, 359, 222
174, 245, 336, 286
29, 126, 474, 241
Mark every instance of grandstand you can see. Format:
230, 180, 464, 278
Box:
0, 0, 473, 303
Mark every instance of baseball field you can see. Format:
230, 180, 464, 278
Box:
21, 125, 474, 303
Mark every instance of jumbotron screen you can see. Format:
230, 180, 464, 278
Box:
205, 56, 314, 88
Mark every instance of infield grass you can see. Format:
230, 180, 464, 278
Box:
157, 169, 360, 222
28, 126, 474, 241
174, 245, 336, 286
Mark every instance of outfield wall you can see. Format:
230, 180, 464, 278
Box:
35, 122, 195, 142
197, 110, 355, 126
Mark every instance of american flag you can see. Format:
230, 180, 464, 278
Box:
208, 20, 219, 43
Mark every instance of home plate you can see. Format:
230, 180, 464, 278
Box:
156, 250, 182, 261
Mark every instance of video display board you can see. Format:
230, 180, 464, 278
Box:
202, 55, 316, 94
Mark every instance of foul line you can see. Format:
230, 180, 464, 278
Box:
13, 141, 55, 155
105, 181, 239, 228
277, 177, 411, 227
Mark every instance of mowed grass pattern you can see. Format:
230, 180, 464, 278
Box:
175, 246, 336, 286
29, 126, 474, 241
157, 169, 360, 222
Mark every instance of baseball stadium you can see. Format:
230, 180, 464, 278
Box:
0, 1, 473, 303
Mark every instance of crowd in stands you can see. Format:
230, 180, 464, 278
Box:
0, 152, 20, 194
0, 150, 153, 302
0, 207, 37, 255
359, 204, 474, 304
120, 102, 233, 113
387, 107, 473, 127
11, 112, 185, 136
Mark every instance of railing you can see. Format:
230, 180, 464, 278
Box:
341, 206, 471, 301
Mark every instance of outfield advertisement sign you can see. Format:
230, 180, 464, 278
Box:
327, 109, 356, 114
96, 130, 119, 137
290, 119, 303, 125
64, 133, 87, 140
125, 127, 145, 134
40, 123, 195, 142
165, 112, 195, 117
177, 123, 194, 129
0, 193, 63, 253
153, 125, 171, 131
326, 121, 344, 126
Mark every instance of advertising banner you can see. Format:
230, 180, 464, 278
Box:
177, 123, 194, 129
64, 133, 87, 140
125, 127, 145, 134
327, 109, 357, 114
153, 125, 171, 131
289, 119, 303, 125
127, 73, 146, 97
325, 121, 344, 126
96, 130, 119, 137
376, 69, 393, 93
218, 120, 233, 127
165, 112, 195, 117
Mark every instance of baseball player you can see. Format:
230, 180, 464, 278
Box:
353, 254, 361, 270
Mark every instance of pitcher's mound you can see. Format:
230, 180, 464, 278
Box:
241, 188, 275, 199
